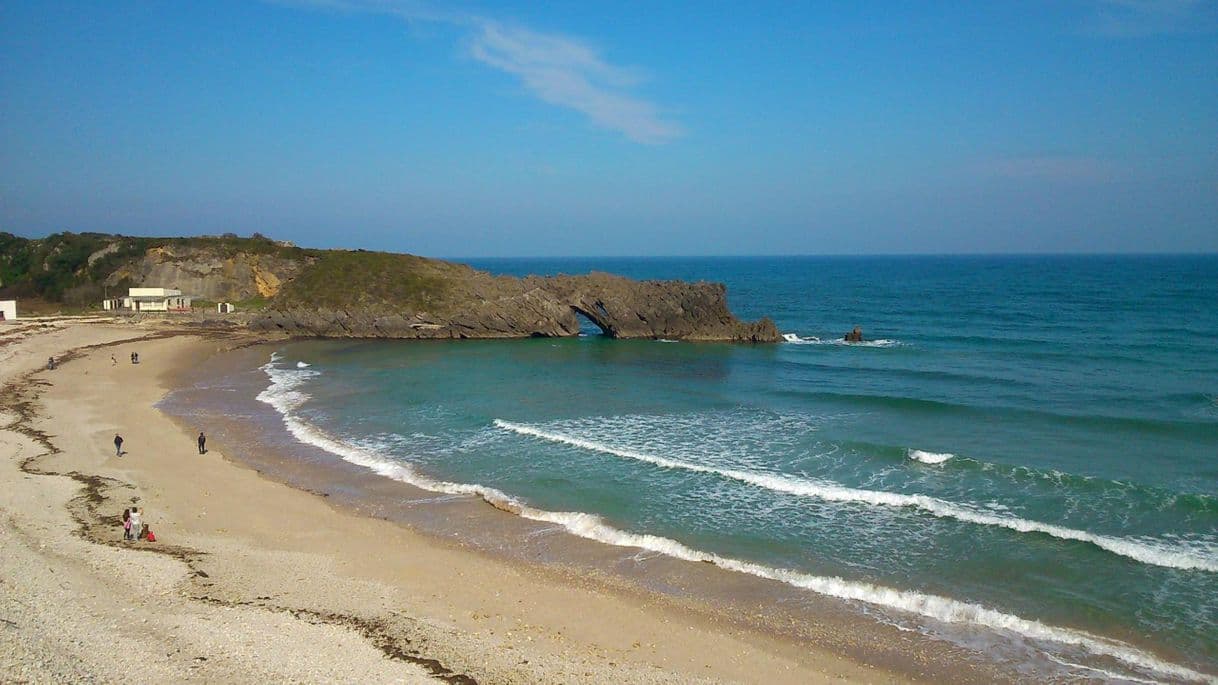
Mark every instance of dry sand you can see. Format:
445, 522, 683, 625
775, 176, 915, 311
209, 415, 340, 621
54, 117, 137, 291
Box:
0, 320, 922, 683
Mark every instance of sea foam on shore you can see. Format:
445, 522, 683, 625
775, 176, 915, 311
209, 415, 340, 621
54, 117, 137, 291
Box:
255, 354, 1216, 684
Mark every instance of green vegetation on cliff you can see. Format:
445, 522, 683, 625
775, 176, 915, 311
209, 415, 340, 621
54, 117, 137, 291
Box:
0, 232, 310, 305
0, 232, 156, 304
273, 250, 459, 311
0, 231, 778, 342
0, 231, 462, 311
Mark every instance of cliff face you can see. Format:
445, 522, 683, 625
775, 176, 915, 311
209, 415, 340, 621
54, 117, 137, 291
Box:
0, 232, 778, 342
251, 270, 779, 342
104, 245, 309, 301
527, 272, 778, 341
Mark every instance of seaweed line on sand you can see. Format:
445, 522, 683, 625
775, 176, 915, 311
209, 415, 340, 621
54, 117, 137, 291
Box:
1, 334, 478, 685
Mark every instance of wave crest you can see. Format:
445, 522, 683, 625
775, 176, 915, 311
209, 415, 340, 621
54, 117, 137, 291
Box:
494, 420, 1218, 573
907, 449, 954, 465
252, 357, 1215, 683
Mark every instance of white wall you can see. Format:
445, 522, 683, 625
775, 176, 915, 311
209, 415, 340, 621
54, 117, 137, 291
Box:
129, 287, 181, 297
0, 300, 16, 321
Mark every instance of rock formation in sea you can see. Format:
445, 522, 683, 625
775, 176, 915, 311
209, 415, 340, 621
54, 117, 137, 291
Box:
252, 265, 780, 342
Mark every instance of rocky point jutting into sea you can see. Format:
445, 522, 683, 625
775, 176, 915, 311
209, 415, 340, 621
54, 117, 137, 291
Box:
253, 271, 779, 341
0, 232, 780, 342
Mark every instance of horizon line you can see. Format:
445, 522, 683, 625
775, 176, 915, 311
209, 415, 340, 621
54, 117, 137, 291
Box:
448, 251, 1218, 260
6, 231, 1216, 260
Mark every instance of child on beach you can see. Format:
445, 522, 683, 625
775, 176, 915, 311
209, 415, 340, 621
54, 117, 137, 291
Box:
122, 508, 132, 540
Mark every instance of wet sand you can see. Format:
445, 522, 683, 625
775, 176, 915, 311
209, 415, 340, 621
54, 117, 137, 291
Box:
0, 321, 1002, 683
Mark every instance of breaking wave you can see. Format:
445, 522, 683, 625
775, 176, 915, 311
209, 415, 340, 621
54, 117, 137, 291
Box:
907, 449, 955, 465
254, 356, 1212, 683
493, 420, 1218, 573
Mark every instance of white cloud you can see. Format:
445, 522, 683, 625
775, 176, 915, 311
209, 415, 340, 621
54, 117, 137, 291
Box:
273, 0, 683, 144
467, 20, 681, 144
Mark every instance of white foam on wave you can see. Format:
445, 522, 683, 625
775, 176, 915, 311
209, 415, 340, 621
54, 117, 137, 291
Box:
850, 338, 899, 347
494, 420, 1218, 574
252, 359, 1212, 683
782, 332, 899, 347
531, 515, 1214, 685
296, 361, 311, 368
908, 449, 954, 465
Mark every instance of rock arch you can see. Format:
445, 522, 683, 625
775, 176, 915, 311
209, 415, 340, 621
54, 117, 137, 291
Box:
258, 268, 780, 342
569, 304, 614, 337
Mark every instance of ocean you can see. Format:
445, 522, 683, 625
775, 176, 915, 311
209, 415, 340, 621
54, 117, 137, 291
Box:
167, 255, 1218, 683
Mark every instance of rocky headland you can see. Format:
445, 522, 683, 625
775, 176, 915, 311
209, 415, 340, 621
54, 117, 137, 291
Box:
1, 233, 780, 342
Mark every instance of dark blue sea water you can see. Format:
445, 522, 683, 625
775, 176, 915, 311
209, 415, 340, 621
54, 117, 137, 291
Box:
255, 256, 1218, 682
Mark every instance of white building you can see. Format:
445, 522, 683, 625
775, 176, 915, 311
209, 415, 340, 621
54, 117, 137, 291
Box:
217, 302, 236, 314
103, 288, 192, 313
0, 300, 16, 322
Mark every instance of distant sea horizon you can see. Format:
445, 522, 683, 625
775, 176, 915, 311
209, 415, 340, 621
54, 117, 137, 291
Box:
446, 251, 1218, 260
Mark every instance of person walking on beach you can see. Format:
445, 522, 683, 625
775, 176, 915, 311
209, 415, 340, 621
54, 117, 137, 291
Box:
114, 433, 124, 457
129, 507, 143, 541
197, 431, 206, 454
122, 508, 132, 540
110, 354, 117, 365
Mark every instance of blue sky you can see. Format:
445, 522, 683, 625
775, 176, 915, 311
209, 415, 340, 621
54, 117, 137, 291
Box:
1, 1, 1215, 256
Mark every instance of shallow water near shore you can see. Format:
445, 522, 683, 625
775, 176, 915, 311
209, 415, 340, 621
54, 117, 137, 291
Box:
165, 255, 1218, 683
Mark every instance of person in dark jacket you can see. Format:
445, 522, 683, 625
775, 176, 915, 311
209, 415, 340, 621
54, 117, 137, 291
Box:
197, 432, 206, 454
114, 434, 123, 457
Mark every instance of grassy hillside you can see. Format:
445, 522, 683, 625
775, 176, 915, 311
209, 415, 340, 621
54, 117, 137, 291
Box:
0, 232, 470, 313
272, 250, 460, 311
0, 232, 311, 306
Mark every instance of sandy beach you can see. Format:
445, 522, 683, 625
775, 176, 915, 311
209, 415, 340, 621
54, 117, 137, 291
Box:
0, 320, 954, 683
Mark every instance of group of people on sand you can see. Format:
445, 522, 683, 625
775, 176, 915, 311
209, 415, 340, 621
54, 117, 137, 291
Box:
113, 429, 209, 539
109, 350, 140, 365
121, 506, 147, 541
104, 347, 211, 542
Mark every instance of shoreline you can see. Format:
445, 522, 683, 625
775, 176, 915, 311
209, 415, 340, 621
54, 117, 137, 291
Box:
1, 321, 936, 683
163, 339, 1012, 682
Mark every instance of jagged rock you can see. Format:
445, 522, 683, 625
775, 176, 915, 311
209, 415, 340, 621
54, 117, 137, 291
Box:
252, 269, 779, 342
0, 231, 778, 343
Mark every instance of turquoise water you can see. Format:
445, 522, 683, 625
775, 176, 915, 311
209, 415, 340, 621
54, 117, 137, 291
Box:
260, 256, 1218, 682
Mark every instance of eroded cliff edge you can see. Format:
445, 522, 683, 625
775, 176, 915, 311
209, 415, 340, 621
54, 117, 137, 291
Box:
0, 233, 780, 342
250, 252, 779, 342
